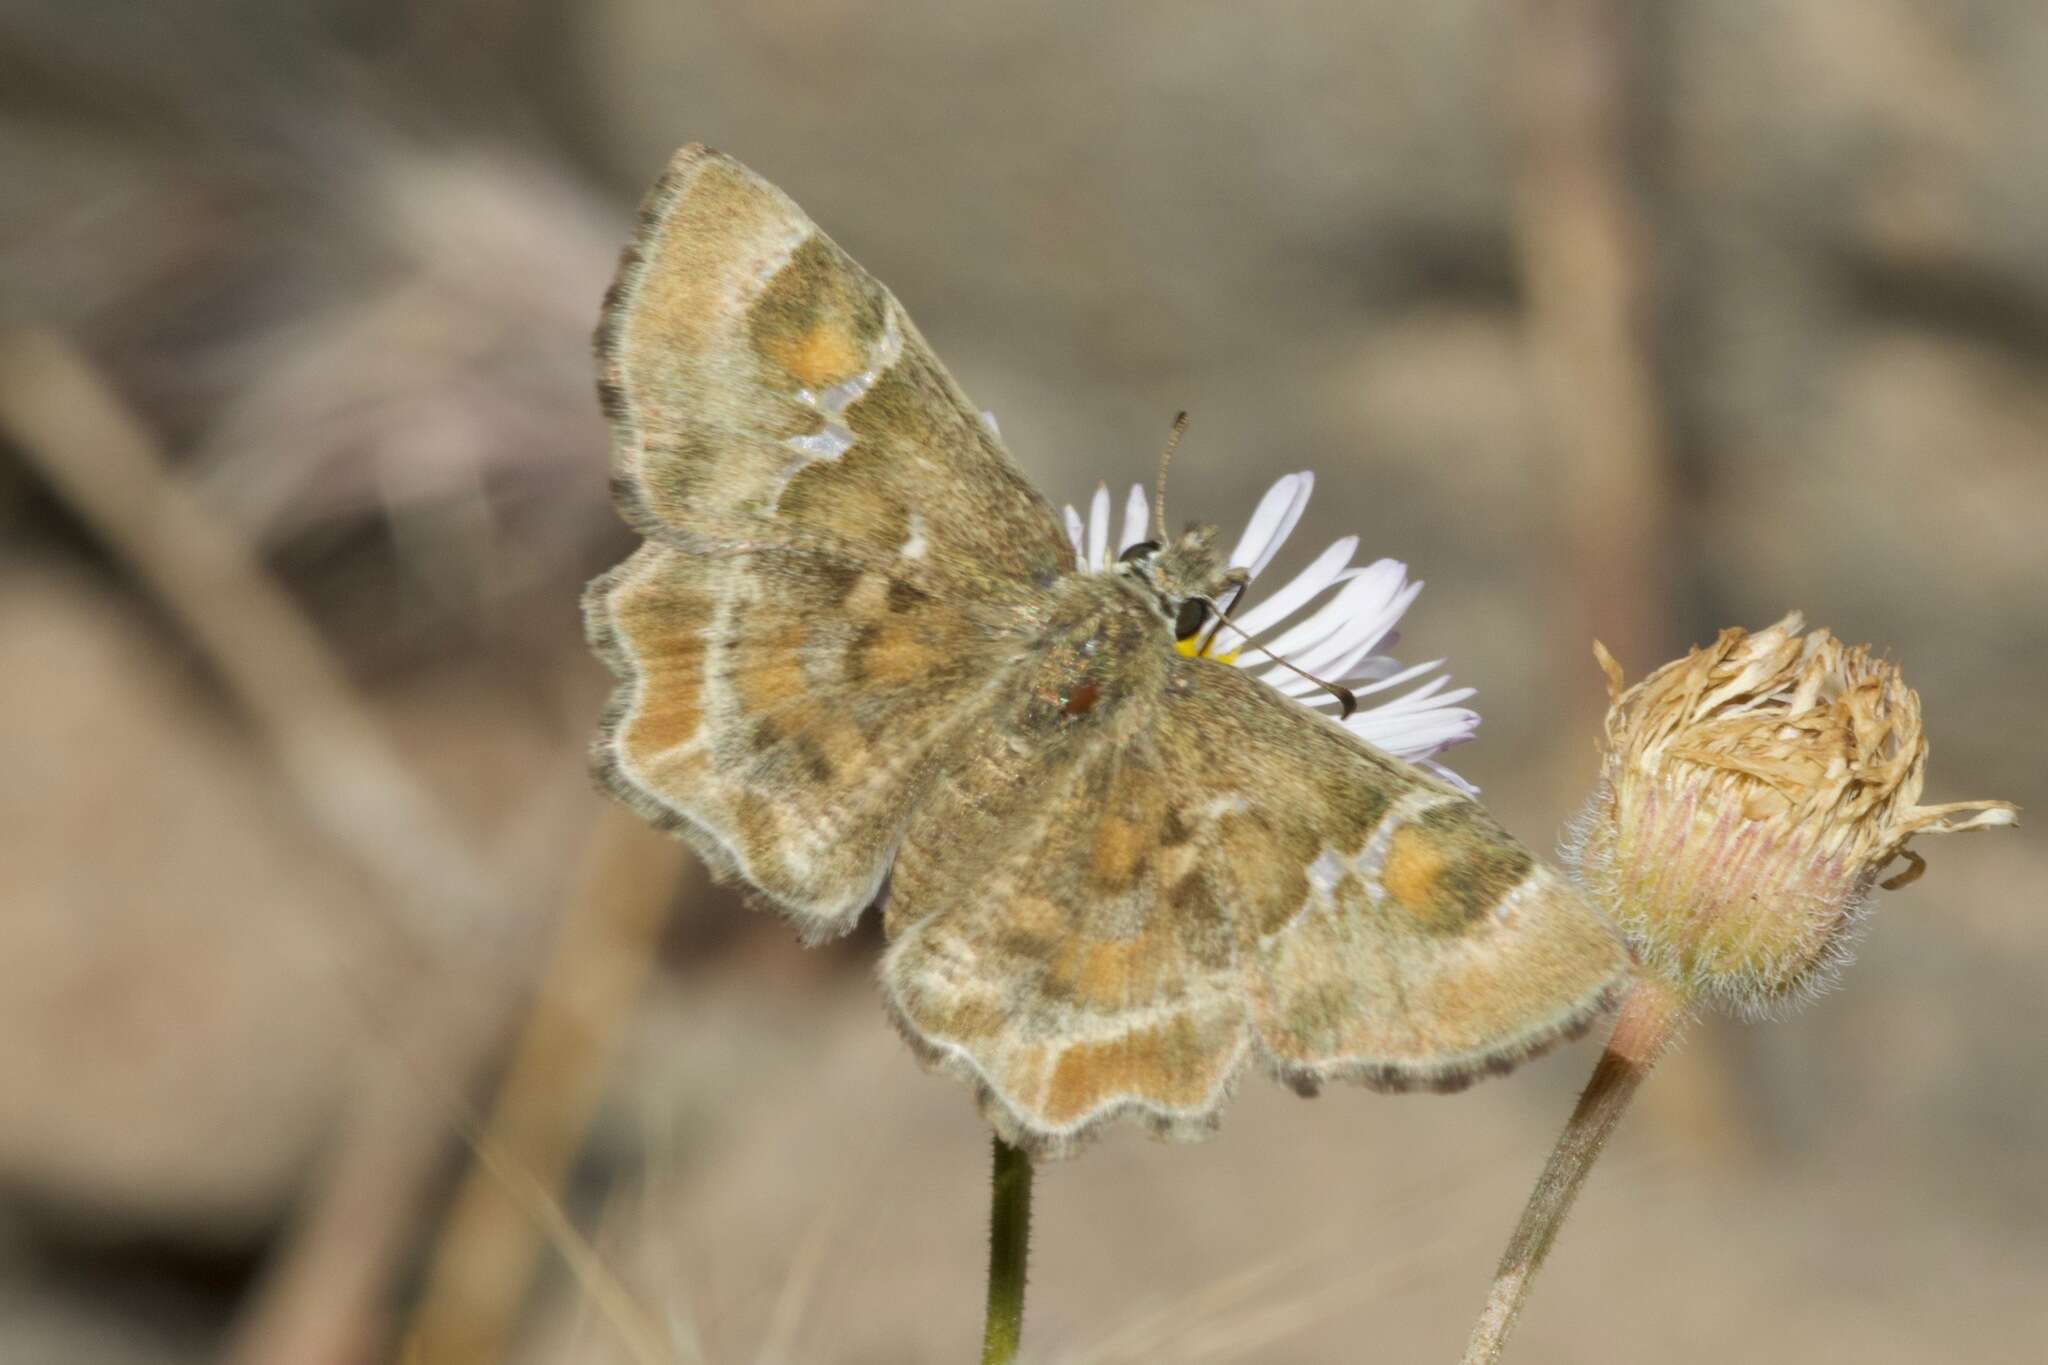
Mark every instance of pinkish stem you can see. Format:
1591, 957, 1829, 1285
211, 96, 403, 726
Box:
1461, 976, 1689, 1364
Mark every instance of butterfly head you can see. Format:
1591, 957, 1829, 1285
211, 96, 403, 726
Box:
1114, 524, 1247, 644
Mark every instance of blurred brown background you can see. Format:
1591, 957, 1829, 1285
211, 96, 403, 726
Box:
2, 2, 2043, 1362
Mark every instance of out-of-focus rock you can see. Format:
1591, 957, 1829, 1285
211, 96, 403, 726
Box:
0, 569, 388, 1239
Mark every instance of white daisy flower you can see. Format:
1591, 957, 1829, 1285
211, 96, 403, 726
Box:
1064, 474, 1481, 793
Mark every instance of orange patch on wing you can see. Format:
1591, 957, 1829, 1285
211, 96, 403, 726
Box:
772, 321, 865, 390
1087, 816, 1147, 889
734, 646, 810, 715
811, 717, 869, 773
1381, 824, 1449, 912
861, 622, 942, 683
1054, 935, 1160, 1011
614, 587, 712, 760
624, 674, 702, 759
1008, 894, 1065, 943
1041, 1015, 1216, 1123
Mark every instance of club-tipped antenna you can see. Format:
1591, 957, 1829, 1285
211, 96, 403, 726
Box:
1154, 411, 1189, 534
1200, 593, 1358, 719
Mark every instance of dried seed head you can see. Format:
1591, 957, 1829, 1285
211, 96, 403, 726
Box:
1572, 613, 2016, 1018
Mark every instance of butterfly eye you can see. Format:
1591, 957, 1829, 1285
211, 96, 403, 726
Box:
1117, 540, 1161, 564
1174, 598, 1211, 641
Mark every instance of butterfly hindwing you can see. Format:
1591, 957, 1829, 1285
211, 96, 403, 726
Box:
1148, 664, 1630, 1097
882, 722, 1250, 1155
882, 642, 1630, 1156
586, 536, 1018, 938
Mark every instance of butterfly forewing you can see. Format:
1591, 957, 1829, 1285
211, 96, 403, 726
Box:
597, 144, 1072, 585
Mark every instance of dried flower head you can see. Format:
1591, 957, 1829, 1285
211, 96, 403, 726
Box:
1572, 612, 2016, 1018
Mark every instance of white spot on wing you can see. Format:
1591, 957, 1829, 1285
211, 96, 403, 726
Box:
900, 509, 929, 560
787, 426, 855, 460
746, 221, 812, 297
782, 310, 904, 475
1492, 863, 1546, 924
1306, 849, 1345, 898
1193, 795, 1250, 822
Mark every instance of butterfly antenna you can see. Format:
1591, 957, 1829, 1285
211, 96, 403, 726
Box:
1154, 410, 1189, 533
1201, 595, 1359, 719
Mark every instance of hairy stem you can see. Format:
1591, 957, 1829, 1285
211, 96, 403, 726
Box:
1461, 976, 1689, 1364
981, 1137, 1035, 1365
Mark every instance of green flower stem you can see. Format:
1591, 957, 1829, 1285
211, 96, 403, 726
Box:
980, 1136, 1035, 1365
1461, 976, 1689, 1364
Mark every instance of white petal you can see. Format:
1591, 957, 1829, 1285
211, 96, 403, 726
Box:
1349, 692, 1480, 749
1225, 475, 1297, 572
1300, 669, 1476, 746
1343, 653, 1404, 683
1299, 659, 1444, 708
1260, 472, 1316, 577
1119, 484, 1150, 553
1418, 760, 1480, 796
1227, 472, 1314, 578
1255, 571, 1384, 672
1063, 504, 1086, 565
1354, 708, 1480, 757
1353, 657, 1457, 699
1289, 579, 1423, 681
1214, 535, 1358, 647
1255, 563, 1416, 686
1087, 483, 1111, 571
1346, 672, 1454, 711
1253, 471, 1315, 578
1372, 675, 1478, 712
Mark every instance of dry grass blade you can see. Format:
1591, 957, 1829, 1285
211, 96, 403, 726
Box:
427, 1115, 680, 1365
1171, 1240, 1456, 1365
0, 330, 499, 925
0, 331, 669, 1365
752, 1177, 860, 1365
0, 329, 513, 1365
1064, 1234, 1458, 1365
401, 805, 691, 1365
1059, 1245, 1326, 1365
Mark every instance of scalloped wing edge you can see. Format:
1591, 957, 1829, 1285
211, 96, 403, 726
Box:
879, 956, 1632, 1160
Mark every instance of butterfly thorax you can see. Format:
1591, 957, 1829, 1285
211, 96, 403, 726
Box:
1014, 574, 1167, 734
1012, 525, 1241, 737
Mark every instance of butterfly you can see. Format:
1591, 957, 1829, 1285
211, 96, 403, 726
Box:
585, 145, 1630, 1158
